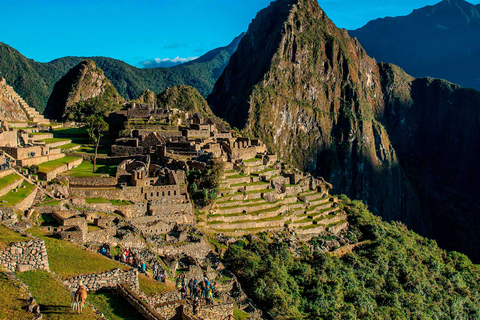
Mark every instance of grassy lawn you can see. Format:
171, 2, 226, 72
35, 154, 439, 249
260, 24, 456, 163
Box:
88, 224, 102, 232
37, 156, 82, 173
0, 174, 21, 189
138, 273, 174, 297
39, 138, 71, 144
0, 225, 30, 248
0, 181, 36, 206
109, 199, 133, 206
243, 158, 261, 163
0, 272, 35, 320
88, 290, 143, 320
75, 145, 110, 155
16, 270, 102, 320
42, 200, 61, 206
27, 228, 130, 279
62, 161, 116, 177
52, 127, 88, 135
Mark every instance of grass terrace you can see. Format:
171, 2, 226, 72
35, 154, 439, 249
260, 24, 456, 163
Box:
62, 161, 116, 177
0, 272, 35, 320
0, 181, 36, 206
243, 158, 261, 163
138, 273, 175, 297
0, 174, 21, 188
88, 290, 144, 320
16, 270, 102, 320
37, 156, 82, 173
38, 138, 71, 144
27, 228, 130, 279
74, 145, 110, 155
0, 225, 30, 247
54, 143, 81, 150
52, 127, 88, 135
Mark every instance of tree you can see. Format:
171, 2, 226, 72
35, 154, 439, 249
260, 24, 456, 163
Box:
85, 115, 109, 172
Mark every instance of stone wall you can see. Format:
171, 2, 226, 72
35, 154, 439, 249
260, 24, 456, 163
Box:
154, 240, 210, 259
85, 227, 116, 243
0, 238, 49, 272
63, 268, 139, 292
0, 131, 18, 148
117, 283, 166, 320
67, 176, 118, 188
0, 168, 15, 179
14, 186, 38, 212
38, 157, 82, 181
0, 174, 23, 197
0, 207, 18, 224
19, 152, 64, 167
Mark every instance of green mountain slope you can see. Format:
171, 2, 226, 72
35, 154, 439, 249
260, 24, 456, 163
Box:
44, 60, 123, 121
0, 33, 244, 113
224, 196, 480, 319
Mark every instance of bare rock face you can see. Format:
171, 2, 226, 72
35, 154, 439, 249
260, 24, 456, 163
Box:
209, 0, 480, 261
44, 59, 123, 120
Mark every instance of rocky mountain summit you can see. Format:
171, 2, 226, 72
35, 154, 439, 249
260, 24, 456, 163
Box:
209, 0, 480, 261
43, 60, 123, 121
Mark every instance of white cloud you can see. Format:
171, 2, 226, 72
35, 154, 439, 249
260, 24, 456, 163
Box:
141, 56, 199, 68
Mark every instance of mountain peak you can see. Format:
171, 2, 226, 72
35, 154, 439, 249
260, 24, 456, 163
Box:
44, 59, 122, 120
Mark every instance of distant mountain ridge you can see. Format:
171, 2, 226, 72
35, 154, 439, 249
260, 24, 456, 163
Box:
349, 0, 480, 91
0, 33, 244, 113
209, 0, 480, 262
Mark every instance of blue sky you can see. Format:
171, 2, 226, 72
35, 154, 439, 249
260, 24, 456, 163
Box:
0, 0, 478, 67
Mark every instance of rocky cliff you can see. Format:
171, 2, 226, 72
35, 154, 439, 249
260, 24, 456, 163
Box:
209, 0, 480, 260
43, 60, 123, 121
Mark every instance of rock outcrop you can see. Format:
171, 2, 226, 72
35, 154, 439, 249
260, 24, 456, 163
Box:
43, 59, 123, 120
209, 0, 480, 261
158, 85, 214, 117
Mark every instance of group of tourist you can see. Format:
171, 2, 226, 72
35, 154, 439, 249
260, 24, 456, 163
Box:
111, 247, 147, 274
152, 263, 167, 283
177, 275, 216, 306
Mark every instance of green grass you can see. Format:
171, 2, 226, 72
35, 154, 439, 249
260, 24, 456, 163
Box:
88, 290, 143, 320
53, 127, 88, 135
37, 156, 82, 173
0, 174, 21, 189
0, 225, 30, 247
0, 272, 35, 320
243, 158, 261, 163
16, 270, 102, 320
109, 199, 133, 206
138, 274, 174, 297
27, 228, 130, 279
75, 146, 110, 155
88, 224, 102, 232
0, 181, 36, 206
39, 138, 71, 144
226, 173, 247, 179
85, 197, 110, 204
62, 161, 116, 177
42, 200, 61, 206
234, 307, 250, 320
55, 143, 82, 150
246, 188, 273, 194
